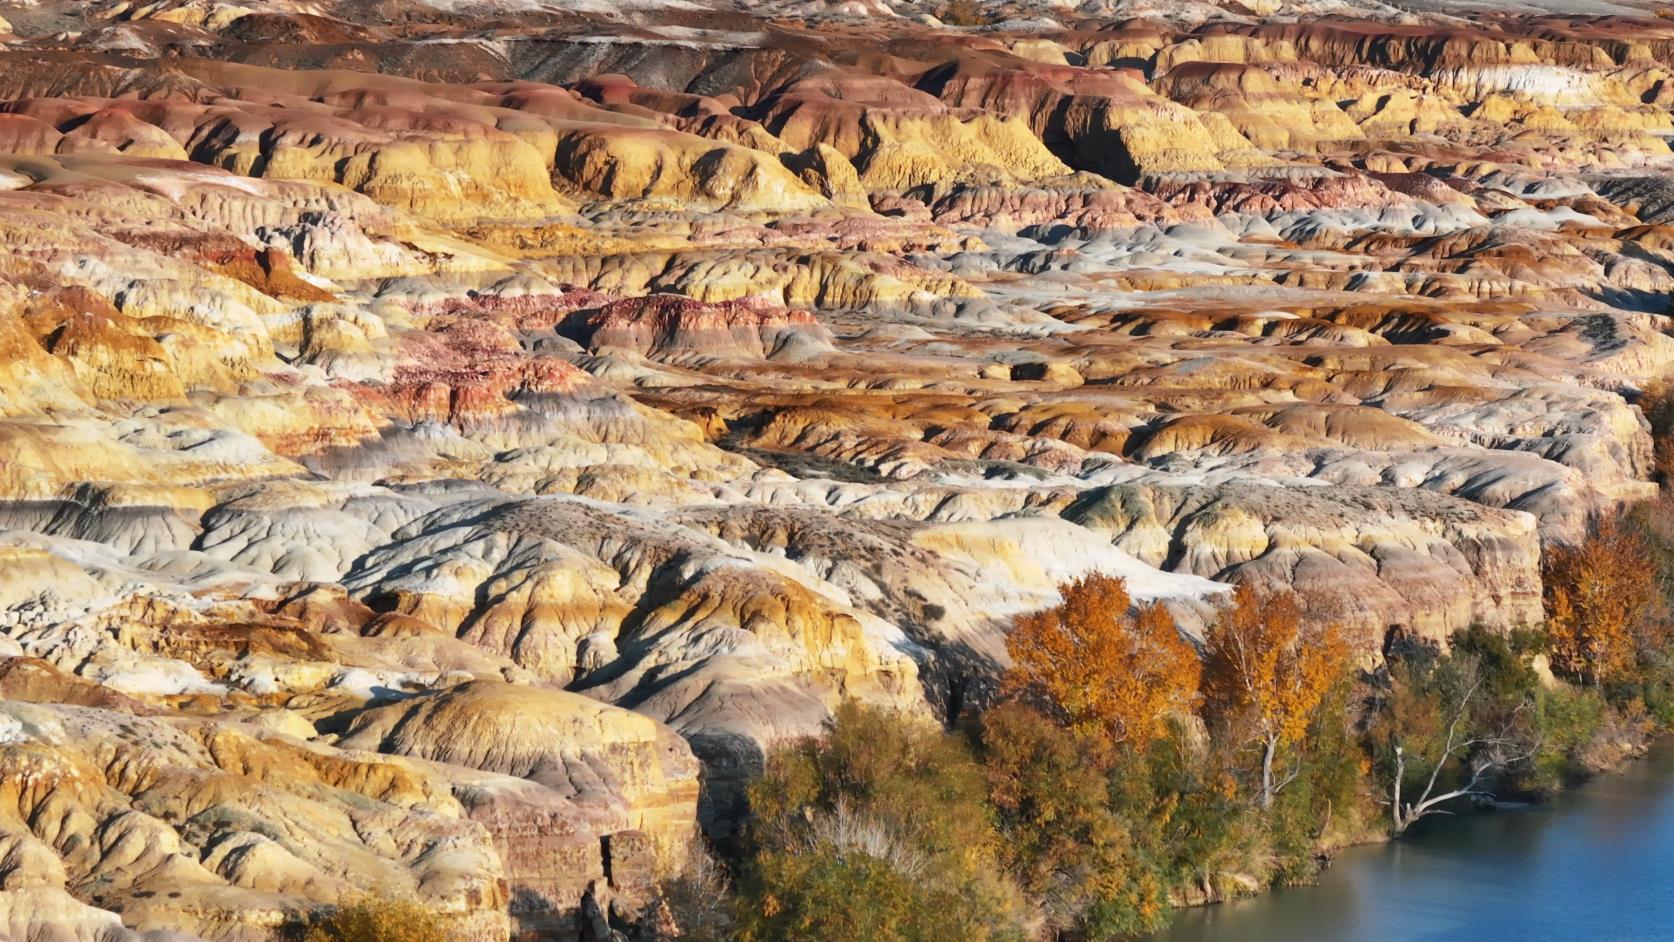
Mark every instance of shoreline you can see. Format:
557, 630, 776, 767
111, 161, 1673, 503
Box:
1146, 740, 1674, 941
1164, 722, 1664, 915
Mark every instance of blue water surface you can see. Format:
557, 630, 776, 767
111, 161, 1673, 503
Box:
1150, 746, 1674, 942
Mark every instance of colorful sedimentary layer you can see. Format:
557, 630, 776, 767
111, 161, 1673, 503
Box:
0, 0, 1673, 937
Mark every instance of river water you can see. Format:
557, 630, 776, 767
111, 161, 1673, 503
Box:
1149, 745, 1674, 942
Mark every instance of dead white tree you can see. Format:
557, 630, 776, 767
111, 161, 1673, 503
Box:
1386, 663, 1540, 837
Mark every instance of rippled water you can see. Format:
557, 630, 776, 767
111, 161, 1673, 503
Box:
1150, 745, 1674, 942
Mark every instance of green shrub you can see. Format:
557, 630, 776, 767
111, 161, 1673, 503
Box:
1532, 684, 1608, 786
736, 702, 1026, 942
979, 702, 1168, 938
1113, 723, 1254, 903
737, 844, 978, 942
1615, 648, 1674, 729
1265, 677, 1371, 882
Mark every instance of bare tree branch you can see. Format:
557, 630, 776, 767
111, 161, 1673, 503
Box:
1387, 661, 1538, 836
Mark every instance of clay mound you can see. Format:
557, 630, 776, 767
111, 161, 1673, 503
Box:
1234, 403, 1439, 450
0, 657, 148, 711
338, 678, 703, 917
57, 108, 188, 159
560, 294, 835, 361
218, 12, 367, 45
339, 679, 698, 801
897, 173, 1201, 231
0, 113, 62, 154
0, 699, 511, 940
553, 123, 832, 213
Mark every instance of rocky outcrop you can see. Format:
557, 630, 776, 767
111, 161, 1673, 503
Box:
0, 699, 510, 941
339, 681, 700, 932
1066, 482, 1544, 646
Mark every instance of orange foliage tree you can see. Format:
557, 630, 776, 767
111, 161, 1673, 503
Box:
1003, 573, 1200, 750
1201, 583, 1349, 809
1544, 515, 1660, 686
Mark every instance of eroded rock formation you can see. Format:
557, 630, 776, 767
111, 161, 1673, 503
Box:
0, 0, 1671, 936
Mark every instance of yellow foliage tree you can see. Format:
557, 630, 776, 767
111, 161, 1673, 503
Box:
303, 898, 447, 942
1201, 583, 1349, 809
938, 0, 988, 27
1003, 573, 1200, 750
1544, 515, 1659, 687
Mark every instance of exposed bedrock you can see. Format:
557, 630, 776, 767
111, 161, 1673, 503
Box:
1066, 481, 1543, 646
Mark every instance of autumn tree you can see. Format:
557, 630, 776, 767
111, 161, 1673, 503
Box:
301, 899, 446, 942
1201, 584, 1350, 809
978, 702, 1169, 938
1369, 646, 1539, 837
1544, 515, 1660, 686
1004, 573, 1200, 750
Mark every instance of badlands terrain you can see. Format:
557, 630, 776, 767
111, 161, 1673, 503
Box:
0, 0, 1670, 937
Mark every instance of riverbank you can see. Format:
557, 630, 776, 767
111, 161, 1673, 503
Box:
661, 503, 1674, 942
1162, 663, 1666, 915
1146, 742, 1674, 941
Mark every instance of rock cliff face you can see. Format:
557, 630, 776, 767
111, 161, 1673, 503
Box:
0, 0, 1672, 936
